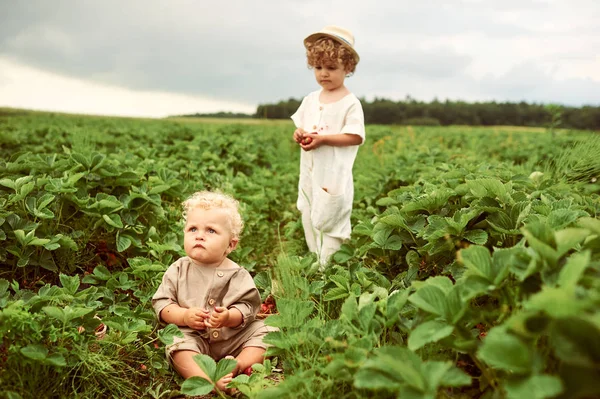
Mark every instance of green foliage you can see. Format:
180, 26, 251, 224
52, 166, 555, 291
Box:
1, 111, 599, 398
180, 354, 238, 396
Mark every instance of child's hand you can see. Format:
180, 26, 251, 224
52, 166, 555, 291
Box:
183, 307, 209, 330
300, 132, 321, 151
293, 128, 307, 143
205, 306, 230, 329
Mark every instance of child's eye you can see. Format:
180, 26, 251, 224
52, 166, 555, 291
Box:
189, 227, 197, 233
208, 228, 216, 234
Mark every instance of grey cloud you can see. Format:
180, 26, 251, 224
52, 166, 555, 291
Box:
1, 0, 599, 108
479, 63, 600, 106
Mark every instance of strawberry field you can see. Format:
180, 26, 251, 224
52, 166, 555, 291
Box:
0, 108, 599, 399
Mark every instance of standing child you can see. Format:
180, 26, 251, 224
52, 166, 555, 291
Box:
152, 191, 275, 392
291, 25, 365, 267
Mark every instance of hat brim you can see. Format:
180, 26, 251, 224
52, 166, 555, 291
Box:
304, 32, 360, 63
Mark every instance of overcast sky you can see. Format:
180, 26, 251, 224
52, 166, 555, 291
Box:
1, 0, 599, 117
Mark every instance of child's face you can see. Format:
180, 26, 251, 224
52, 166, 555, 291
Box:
313, 61, 347, 91
183, 207, 238, 266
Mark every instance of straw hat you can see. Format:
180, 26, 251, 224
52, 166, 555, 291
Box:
303, 25, 360, 63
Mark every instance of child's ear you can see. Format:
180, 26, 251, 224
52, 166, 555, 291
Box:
227, 238, 239, 254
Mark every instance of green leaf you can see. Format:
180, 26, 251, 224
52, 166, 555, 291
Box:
149, 184, 171, 194
0, 178, 16, 190
263, 299, 314, 328
193, 354, 217, 381
20, 344, 48, 361
13, 229, 27, 245
554, 228, 590, 257
59, 273, 80, 295
408, 320, 454, 351
409, 285, 447, 317
28, 237, 51, 247
439, 366, 472, 387
180, 376, 214, 396
324, 286, 350, 301
253, 271, 272, 295
92, 265, 112, 280
504, 375, 563, 399
102, 214, 124, 228
43, 306, 66, 323
548, 209, 580, 230
44, 353, 67, 367
0, 279, 9, 296
458, 246, 493, 283
463, 229, 488, 245
522, 228, 559, 266
356, 346, 426, 391
116, 235, 132, 252
558, 251, 591, 289
71, 153, 90, 168
525, 287, 587, 318
37, 193, 55, 210
477, 327, 533, 374
57, 234, 78, 251
386, 289, 409, 322
214, 357, 238, 382
466, 178, 513, 204
354, 368, 402, 390
550, 317, 600, 367
577, 217, 600, 234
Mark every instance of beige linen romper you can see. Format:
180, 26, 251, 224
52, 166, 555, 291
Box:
152, 257, 276, 361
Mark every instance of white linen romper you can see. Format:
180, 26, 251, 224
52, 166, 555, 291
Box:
291, 89, 365, 264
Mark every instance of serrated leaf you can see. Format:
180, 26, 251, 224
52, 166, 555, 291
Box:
192, 354, 217, 381
504, 374, 563, 399
477, 327, 533, 374
214, 358, 238, 382
44, 353, 67, 367
439, 365, 472, 387
102, 214, 124, 228
408, 320, 454, 351
59, 273, 80, 295
158, 324, 185, 345
180, 376, 214, 396
463, 229, 488, 245
116, 235, 132, 252
408, 285, 447, 317
149, 184, 171, 194
558, 250, 591, 289
20, 344, 48, 361
324, 286, 350, 301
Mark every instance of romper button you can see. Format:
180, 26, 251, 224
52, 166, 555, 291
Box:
312, 125, 317, 129
217, 271, 224, 277
212, 331, 219, 338
208, 299, 215, 305
319, 106, 323, 111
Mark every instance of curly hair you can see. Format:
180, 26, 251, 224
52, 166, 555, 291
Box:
182, 191, 244, 239
306, 37, 358, 73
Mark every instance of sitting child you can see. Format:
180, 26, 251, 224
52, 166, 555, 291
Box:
152, 191, 275, 391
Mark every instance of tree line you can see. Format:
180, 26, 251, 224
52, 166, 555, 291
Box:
254, 97, 600, 130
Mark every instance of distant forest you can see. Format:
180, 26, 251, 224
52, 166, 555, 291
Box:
255, 97, 600, 130
177, 98, 600, 130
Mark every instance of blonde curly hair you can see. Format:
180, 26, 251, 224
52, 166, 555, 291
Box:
306, 37, 358, 74
182, 191, 244, 239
